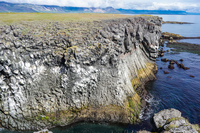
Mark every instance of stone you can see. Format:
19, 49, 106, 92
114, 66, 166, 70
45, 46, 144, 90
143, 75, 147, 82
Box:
179, 59, 183, 62
161, 58, 168, 62
178, 63, 184, 68
153, 109, 199, 133
184, 67, 190, 70
168, 64, 174, 69
13, 30, 19, 37
190, 75, 195, 78
169, 60, 175, 64
153, 109, 181, 128
169, 125, 198, 133
164, 71, 169, 74
159, 52, 164, 57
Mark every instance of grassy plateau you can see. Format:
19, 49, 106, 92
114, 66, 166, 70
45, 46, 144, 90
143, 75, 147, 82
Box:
0, 13, 132, 24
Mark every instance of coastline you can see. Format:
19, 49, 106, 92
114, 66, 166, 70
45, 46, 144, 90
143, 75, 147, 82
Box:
0, 14, 162, 131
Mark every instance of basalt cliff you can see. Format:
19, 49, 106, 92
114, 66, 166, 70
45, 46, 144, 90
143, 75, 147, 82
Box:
0, 16, 162, 130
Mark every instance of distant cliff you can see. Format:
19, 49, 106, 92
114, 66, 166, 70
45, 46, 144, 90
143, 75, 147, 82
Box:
0, 16, 162, 130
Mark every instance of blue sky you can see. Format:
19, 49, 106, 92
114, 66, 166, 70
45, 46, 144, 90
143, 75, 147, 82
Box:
3, 0, 200, 12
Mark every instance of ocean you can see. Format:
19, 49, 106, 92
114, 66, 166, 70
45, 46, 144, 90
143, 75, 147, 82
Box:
2, 15, 200, 133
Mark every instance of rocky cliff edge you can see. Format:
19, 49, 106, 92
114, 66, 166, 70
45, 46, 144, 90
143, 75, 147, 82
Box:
0, 16, 162, 130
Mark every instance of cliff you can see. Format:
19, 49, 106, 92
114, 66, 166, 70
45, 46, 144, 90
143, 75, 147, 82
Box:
0, 16, 162, 130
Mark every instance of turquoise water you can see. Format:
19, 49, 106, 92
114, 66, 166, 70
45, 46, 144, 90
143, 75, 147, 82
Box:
2, 15, 200, 133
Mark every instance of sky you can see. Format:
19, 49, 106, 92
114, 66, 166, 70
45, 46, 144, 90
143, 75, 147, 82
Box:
3, 0, 200, 12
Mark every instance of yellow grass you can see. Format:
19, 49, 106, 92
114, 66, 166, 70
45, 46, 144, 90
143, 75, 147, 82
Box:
0, 13, 132, 24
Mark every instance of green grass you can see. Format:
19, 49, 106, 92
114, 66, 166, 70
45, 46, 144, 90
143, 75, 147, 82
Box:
0, 13, 132, 24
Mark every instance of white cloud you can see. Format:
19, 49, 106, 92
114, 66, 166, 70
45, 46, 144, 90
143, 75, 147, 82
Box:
3, 0, 200, 12
149, 2, 198, 10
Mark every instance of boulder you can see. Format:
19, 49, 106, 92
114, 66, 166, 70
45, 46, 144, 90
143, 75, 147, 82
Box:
168, 64, 174, 69
190, 75, 195, 78
169, 60, 175, 65
161, 58, 168, 62
178, 63, 184, 68
184, 67, 190, 70
164, 71, 169, 74
153, 108, 181, 128
153, 109, 199, 133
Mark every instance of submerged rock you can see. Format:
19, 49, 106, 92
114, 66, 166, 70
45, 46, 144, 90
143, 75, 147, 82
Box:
190, 75, 195, 78
164, 71, 170, 74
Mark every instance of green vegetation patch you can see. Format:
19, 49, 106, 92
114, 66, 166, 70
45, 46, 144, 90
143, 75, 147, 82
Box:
127, 93, 141, 123
162, 32, 183, 39
0, 13, 131, 24
167, 42, 200, 55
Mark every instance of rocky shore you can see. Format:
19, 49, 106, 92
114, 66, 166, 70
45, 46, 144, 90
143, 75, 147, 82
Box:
159, 32, 200, 55
162, 21, 193, 24
138, 109, 200, 133
0, 15, 162, 131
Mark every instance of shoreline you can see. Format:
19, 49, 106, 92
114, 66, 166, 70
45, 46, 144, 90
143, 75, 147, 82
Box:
162, 21, 193, 24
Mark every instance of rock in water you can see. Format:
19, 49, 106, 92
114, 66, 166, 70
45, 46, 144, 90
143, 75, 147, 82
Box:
161, 58, 168, 62
190, 75, 195, 78
153, 109, 199, 133
153, 109, 181, 128
168, 64, 174, 69
164, 71, 170, 74
0, 16, 162, 130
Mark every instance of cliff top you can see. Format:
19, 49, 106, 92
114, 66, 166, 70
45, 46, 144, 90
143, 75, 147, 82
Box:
0, 13, 133, 24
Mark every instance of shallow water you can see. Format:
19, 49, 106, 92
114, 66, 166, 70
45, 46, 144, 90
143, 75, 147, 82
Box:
177, 39, 200, 45
3, 15, 200, 133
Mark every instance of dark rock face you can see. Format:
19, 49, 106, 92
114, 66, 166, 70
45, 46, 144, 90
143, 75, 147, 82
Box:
0, 16, 162, 130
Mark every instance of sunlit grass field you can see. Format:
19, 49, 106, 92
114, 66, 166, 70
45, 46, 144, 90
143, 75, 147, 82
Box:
0, 13, 132, 24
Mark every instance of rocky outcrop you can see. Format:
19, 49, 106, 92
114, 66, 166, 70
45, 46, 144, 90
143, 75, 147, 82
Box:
153, 109, 200, 133
0, 16, 162, 130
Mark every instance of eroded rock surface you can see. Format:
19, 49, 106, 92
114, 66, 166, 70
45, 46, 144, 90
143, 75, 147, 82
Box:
0, 16, 162, 130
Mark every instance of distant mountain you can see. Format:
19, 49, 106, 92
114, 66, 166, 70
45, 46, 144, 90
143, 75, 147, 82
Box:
0, 1, 119, 13
117, 9, 188, 15
0, 1, 199, 15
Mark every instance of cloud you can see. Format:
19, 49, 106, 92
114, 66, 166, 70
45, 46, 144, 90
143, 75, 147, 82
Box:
3, 0, 200, 12
150, 2, 198, 10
